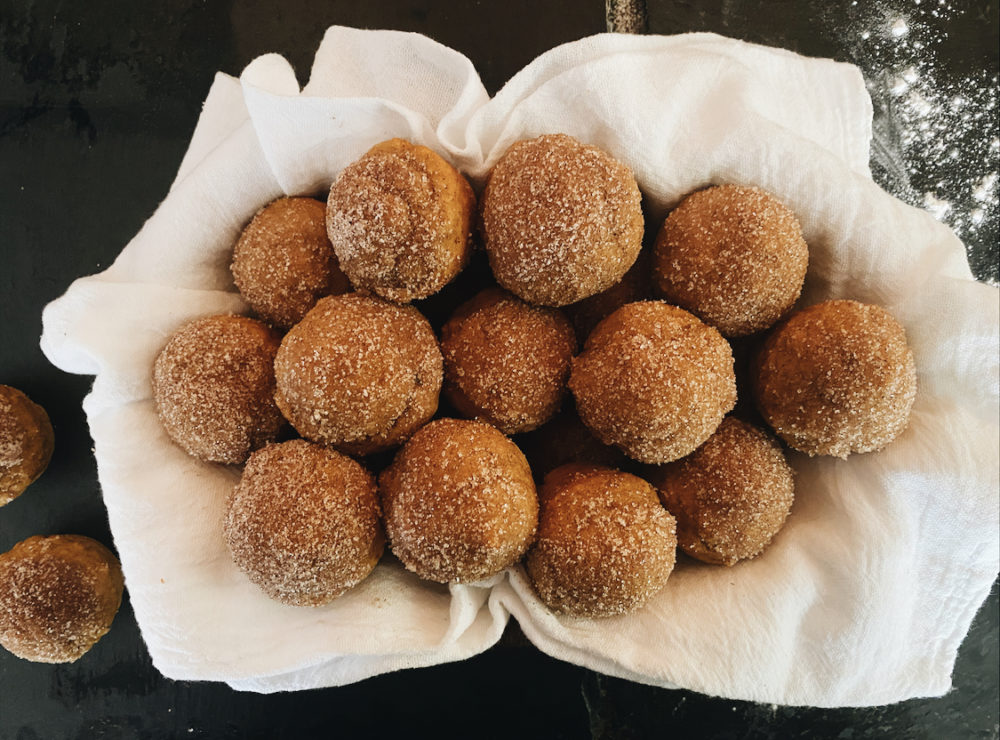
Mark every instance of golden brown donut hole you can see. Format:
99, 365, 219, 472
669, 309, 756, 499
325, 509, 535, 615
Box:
653, 417, 795, 566
569, 301, 737, 464
224, 440, 384, 607
231, 196, 350, 330
525, 464, 677, 618
480, 134, 644, 307
753, 299, 917, 458
379, 418, 538, 584
0, 535, 124, 663
441, 288, 577, 435
653, 185, 809, 338
152, 315, 285, 465
326, 138, 475, 303
0, 385, 54, 506
273, 293, 442, 456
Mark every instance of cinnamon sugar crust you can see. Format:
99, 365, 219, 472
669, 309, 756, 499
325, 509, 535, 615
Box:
326, 138, 475, 303
654, 184, 809, 338
224, 440, 384, 606
526, 464, 677, 618
379, 418, 538, 584
232, 197, 350, 329
273, 293, 442, 456
753, 299, 917, 458
569, 301, 737, 464
152, 315, 285, 465
653, 417, 794, 566
0, 535, 123, 663
441, 288, 576, 435
480, 134, 644, 307
0, 385, 54, 506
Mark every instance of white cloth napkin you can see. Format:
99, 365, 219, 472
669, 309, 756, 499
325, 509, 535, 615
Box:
39, 27, 998, 707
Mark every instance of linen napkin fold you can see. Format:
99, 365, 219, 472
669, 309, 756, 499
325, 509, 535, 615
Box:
40, 26, 999, 706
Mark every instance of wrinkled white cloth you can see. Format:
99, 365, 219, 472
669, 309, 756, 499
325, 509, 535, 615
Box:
39, 27, 998, 707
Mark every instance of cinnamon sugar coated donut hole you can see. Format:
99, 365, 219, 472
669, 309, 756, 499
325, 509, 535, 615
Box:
525, 464, 677, 618
653, 417, 795, 566
653, 185, 809, 337
0, 535, 124, 663
480, 134, 644, 307
273, 293, 442, 456
569, 301, 737, 464
753, 300, 917, 458
441, 288, 577, 435
231, 197, 350, 329
0, 386, 54, 506
153, 315, 285, 465
379, 418, 538, 583
326, 138, 475, 303
224, 440, 384, 606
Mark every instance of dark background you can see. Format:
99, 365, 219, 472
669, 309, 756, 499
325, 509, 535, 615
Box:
1, 1, 997, 738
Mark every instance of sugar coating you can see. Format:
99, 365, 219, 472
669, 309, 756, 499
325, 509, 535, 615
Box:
326, 138, 475, 303
526, 464, 677, 618
379, 418, 538, 584
0, 386, 54, 506
753, 300, 917, 458
569, 301, 737, 464
654, 417, 795, 566
152, 315, 285, 465
231, 197, 350, 329
654, 185, 809, 338
441, 288, 577, 435
480, 133, 644, 307
0, 535, 123, 663
273, 293, 442, 456
224, 440, 384, 607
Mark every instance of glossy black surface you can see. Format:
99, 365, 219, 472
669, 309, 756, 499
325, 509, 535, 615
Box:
1, 1, 997, 738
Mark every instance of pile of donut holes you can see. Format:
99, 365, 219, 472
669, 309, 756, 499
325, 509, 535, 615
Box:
153, 134, 917, 619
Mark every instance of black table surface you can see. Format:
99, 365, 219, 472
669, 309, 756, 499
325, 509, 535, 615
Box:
1, 1, 997, 738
